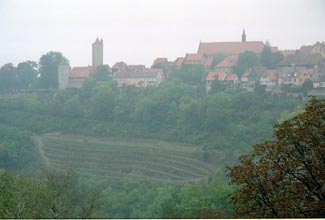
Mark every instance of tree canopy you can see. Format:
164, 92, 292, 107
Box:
233, 51, 260, 77
0, 169, 103, 218
0, 63, 17, 92
260, 44, 284, 69
228, 96, 325, 218
92, 65, 112, 81
39, 51, 69, 89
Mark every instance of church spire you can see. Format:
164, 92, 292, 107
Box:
242, 29, 246, 42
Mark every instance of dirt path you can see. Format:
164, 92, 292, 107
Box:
32, 135, 50, 167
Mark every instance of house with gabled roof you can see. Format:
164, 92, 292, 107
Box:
224, 73, 238, 85
113, 68, 164, 88
174, 57, 184, 70
300, 42, 325, 58
277, 66, 313, 87
153, 58, 168, 66
203, 57, 214, 69
67, 66, 96, 88
205, 71, 238, 93
240, 67, 273, 92
183, 53, 204, 65
312, 68, 325, 88
112, 61, 128, 73
215, 55, 238, 72
260, 69, 278, 88
277, 53, 323, 69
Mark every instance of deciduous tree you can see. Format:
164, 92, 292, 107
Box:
92, 65, 112, 81
234, 51, 260, 77
228, 96, 325, 218
0, 63, 17, 92
16, 61, 38, 89
39, 51, 69, 89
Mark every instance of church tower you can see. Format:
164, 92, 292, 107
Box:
242, 29, 246, 42
92, 38, 103, 67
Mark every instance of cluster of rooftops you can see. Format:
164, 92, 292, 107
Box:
150, 38, 325, 93
61, 32, 325, 91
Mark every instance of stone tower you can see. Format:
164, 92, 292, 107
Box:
92, 38, 103, 67
58, 62, 71, 90
242, 29, 246, 42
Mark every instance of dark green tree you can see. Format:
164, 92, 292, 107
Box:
0, 63, 17, 92
89, 81, 118, 120
261, 43, 284, 69
234, 51, 260, 77
210, 79, 227, 93
16, 61, 38, 89
63, 95, 83, 117
261, 44, 272, 68
93, 65, 112, 81
301, 79, 313, 95
177, 64, 206, 84
269, 52, 284, 68
39, 51, 69, 89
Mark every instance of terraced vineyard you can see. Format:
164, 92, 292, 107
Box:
34, 133, 220, 183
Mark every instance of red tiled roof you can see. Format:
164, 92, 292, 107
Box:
198, 41, 265, 55
205, 71, 227, 81
184, 53, 203, 63
216, 55, 238, 68
203, 57, 214, 68
175, 57, 184, 69
69, 66, 95, 78
265, 69, 277, 81
225, 73, 238, 81
153, 58, 168, 65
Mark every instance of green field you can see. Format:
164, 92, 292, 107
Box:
34, 133, 221, 183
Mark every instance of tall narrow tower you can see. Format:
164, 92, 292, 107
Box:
92, 38, 103, 67
242, 29, 246, 42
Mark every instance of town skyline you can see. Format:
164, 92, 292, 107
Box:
1, 0, 324, 67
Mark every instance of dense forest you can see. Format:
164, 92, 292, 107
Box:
0, 52, 323, 218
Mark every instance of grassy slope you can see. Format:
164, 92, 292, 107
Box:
36, 133, 222, 183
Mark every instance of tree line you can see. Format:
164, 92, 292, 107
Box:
0, 96, 323, 218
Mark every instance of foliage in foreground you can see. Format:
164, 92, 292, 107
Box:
0, 169, 103, 218
101, 175, 234, 218
228, 96, 325, 218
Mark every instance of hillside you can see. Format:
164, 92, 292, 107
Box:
34, 133, 221, 183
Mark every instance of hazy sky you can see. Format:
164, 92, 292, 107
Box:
1, 0, 324, 67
